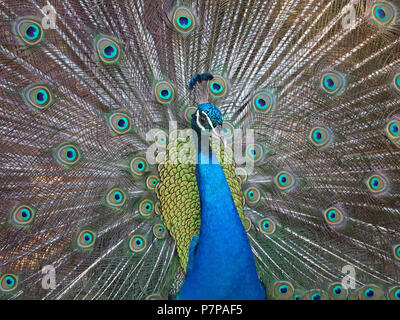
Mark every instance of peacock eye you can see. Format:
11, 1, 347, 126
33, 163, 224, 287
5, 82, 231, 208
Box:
185, 106, 197, 122
14, 17, 43, 45
366, 173, 388, 194
246, 144, 263, 162
273, 281, 294, 299
309, 126, 333, 149
320, 71, 346, 96
154, 81, 175, 104
244, 186, 261, 205
55, 143, 81, 167
252, 91, 276, 114
393, 244, 400, 260
304, 289, 328, 300
23, 84, 53, 111
274, 170, 295, 191
371, 2, 396, 26
242, 216, 252, 232
0, 273, 18, 293
386, 117, 400, 142
328, 282, 348, 300
393, 73, 400, 92
221, 122, 234, 139
146, 175, 159, 191
207, 75, 228, 98
95, 35, 120, 64
105, 187, 126, 207
311, 293, 321, 300
129, 235, 147, 253
200, 116, 207, 125
259, 217, 276, 235
130, 157, 148, 177
172, 6, 196, 34
108, 112, 131, 135
76, 230, 96, 249
358, 285, 384, 300
10, 204, 36, 227
139, 199, 154, 217
236, 167, 248, 184
153, 224, 167, 239
389, 286, 400, 300
323, 207, 345, 226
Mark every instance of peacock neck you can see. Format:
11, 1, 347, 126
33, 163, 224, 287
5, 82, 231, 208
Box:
177, 133, 266, 299
195, 135, 240, 234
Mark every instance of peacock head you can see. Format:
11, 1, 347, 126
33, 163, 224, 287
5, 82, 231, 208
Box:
191, 103, 223, 136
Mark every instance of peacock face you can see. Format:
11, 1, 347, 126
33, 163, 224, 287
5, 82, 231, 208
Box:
191, 103, 223, 135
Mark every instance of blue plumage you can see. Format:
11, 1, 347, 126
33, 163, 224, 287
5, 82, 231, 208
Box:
177, 102, 265, 300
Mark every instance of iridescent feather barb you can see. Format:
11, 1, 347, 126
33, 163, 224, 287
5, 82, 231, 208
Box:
0, 0, 400, 300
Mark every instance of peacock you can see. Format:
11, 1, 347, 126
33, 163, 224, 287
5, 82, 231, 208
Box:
1, 0, 400, 300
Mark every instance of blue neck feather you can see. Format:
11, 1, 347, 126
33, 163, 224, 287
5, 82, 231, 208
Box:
177, 136, 265, 300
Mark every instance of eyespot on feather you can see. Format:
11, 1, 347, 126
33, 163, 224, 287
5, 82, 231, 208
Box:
252, 91, 276, 114
208, 75, 228, 99
107, 112, 132, 135
54, 143, 81, 167
14, 17, 43, 45
94, 35, 121, 64
172, 6, 196, 34
366, 173, 389, 195
10, 204, 36, 227
129, 234, 147, 253
258, 217, 276, 235
273, 281, 295, 299
320, 71, 346, 96
309, 126, 333, 149
0, 273, 18, 293
358, 284, 384, 300
153, 224, 167, 239
323, 207, 345, 227
139, 199, 154, 217
130, 157, 149, 177
106, 187, 126, 207
154, 81, 175, 105
274, 170, 295, 191
244, 186, 261, 205
328, 282, 348, 300
22, 84, 54, 111
76, 230, 96, 249
371, 1, 397, 26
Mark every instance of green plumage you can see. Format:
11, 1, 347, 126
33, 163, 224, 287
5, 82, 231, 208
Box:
0, 0, 400, 300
